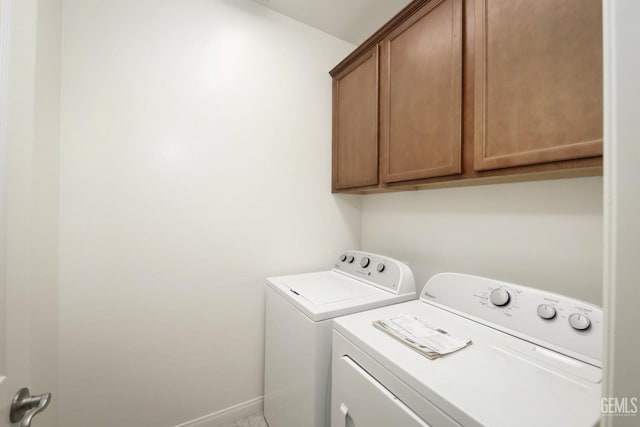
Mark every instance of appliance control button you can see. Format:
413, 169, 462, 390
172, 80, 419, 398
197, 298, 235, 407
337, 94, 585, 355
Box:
339, 254, 347, 262
537, 304, 557, 320
568, 313, 591, 331
376, 263, 386, 273
347, 255, 355, 263
360, 257, 370, 268
489, 288, 511, 307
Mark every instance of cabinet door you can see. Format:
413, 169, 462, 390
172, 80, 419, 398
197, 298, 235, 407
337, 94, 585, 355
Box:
473, 0, 603, 171
380, 0, 463, 183
332, 47, 379, 191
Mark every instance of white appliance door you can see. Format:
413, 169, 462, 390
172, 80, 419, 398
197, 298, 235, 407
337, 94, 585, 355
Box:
332, 356, 430, 427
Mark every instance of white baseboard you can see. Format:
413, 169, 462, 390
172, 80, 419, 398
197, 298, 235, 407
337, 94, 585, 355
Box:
174, 396, 264, 427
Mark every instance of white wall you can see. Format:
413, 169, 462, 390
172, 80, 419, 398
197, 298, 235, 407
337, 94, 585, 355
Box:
602, 0, 640, 424
59, 1, 357, 426
361, 177, 603, 304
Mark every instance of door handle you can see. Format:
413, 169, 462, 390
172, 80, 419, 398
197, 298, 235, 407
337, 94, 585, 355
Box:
10, 388, 51, 427
339, 403, 349, 427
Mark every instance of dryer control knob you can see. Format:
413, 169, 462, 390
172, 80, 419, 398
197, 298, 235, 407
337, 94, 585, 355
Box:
489, 288, 511, 307
537, 304, 557, 320
569, 313, 591, 331
376, 263, 386, 273
339, 254, 347, 262
360, 257, 370, 268
347, 255, 355, 263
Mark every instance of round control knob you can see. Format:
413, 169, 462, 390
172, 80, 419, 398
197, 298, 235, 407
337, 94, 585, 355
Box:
568, 313, 591, 331
347, 255, 355, 264
376, 263, 386, 273
489, 288, 511, 307
339, 254, 347, 262
537, 304, 557, 320
360, 257, 370, 268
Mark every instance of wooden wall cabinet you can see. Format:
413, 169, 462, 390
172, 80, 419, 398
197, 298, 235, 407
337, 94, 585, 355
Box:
380, 0, 462, 183
332, 47, 379, 191
330, 0, 603, 194
473, 0, 603, 171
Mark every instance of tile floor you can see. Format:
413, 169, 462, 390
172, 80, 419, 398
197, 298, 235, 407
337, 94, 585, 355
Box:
222, 413, 268, 427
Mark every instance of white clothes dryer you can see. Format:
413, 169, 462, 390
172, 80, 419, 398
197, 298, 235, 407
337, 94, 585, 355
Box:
332, 273, 603, 427
264, 251, 416, 427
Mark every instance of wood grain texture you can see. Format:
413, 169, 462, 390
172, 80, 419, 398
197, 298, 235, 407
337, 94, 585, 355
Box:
380, 0, 463, 183
330, 0, 603, 194
473, 0, 603, 170
329, 0, 435, 78
332, 46, 379, 190
337, 165, 602, 194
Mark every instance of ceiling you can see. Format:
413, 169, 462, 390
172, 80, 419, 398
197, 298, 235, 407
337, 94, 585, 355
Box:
252, 0, 412, 45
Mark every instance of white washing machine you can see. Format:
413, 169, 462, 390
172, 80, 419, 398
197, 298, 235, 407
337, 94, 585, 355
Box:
332, 273, 603, 427
264, 251, 416, 427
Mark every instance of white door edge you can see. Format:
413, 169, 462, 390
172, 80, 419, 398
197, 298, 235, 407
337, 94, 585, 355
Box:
602, 0, 640, 426
0, 0, 11, 425
0, 0, 11, 373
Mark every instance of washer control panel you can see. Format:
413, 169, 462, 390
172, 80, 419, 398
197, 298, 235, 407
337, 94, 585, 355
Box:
489, 288, 511, 306
537, 304, 557, 320
420, 273, 603, 366
334, 251, 414, 295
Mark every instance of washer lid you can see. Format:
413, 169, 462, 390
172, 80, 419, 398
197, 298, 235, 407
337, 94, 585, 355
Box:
267, 271, 415, 322
283, 271, 381, 305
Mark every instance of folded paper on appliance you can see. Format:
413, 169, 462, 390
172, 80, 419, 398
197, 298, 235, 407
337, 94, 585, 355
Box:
373, 314, 472, 360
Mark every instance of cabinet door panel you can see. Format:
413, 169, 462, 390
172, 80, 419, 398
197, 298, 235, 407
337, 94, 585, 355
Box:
381, 0, 462, 183
474, 0, 603, 171
333, 47, 379, 190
